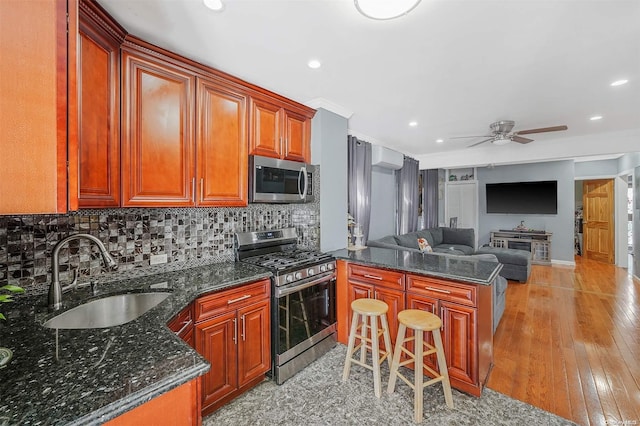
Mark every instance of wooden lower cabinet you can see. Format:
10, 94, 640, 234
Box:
337, 260, 493, 397
195, 280, 271, 416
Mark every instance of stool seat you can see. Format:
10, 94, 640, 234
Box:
352, 298, 389, 316
398, 309, 441, 331
342, 298, 393, 398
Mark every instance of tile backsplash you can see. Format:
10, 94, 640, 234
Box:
0, 201, 319, 296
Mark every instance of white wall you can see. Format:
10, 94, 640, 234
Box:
369, 166, 396, 239
310, 108, 348, 251
477, 160, 575, 263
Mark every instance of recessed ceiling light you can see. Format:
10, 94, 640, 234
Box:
436, 139, 444, 143
590, 115, 603, 121
409, 121, 418, 127
610, 79, 628, 87
203, 0, 224, 12
355, 0, 422, 20
307, 59, 321, 69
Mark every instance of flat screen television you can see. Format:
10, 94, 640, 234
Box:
486, 180, 558, 214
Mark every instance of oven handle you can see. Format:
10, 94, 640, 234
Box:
275, 272, 335, 298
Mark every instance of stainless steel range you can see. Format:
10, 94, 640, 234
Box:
235, 228, 336, 385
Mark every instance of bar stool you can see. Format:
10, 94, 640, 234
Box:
342, 298, 393, 398
387, 309, 454, 423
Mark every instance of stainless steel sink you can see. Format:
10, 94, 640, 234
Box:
43, 292, 171, 329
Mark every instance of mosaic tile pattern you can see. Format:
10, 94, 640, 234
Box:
0, 172, 320, 295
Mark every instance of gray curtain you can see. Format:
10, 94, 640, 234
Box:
347, 136, 372, 244
421, 169, 439, 228
396, 156, 419, 234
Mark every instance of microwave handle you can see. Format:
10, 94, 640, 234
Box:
298, 166, 308, 200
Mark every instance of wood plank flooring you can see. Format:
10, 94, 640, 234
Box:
487, 256, 640, 426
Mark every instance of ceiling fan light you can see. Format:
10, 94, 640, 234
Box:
492, 137, 511, 146
354, 0, 421, 20
203, 0, 224, 12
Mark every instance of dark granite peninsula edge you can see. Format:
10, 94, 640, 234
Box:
0, 262, 271, 425
330, 247, 503, 285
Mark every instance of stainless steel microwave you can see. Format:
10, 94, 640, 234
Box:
249, 155, 315, 203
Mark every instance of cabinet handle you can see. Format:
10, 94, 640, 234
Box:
227, 294, 252, 304
425, 286, 451, 294
241, 314, 246, 341
280, 136, 283, 150
200, 178, 204, 202
440, 307, 444, 331
233, 317, 237, 344
175, 319, 192, 336
364, 274, 382, 281
191, 178, 196, 201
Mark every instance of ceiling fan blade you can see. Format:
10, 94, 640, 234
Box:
512, 135, 534, 144
516, 125, 568, 135
468, 138, 493, 148
450, 135, 492, 139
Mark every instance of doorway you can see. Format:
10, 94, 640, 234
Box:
582, 179, 615, 264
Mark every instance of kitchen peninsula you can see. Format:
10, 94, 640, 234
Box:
331, 247, 502, 397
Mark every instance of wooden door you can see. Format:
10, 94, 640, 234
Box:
196, 311, 237, 411
121, 50, 195, 206
407, 293, 439, 372
374, 286, 404, 345
237, 300, 270, 387
196, 78, 248, 206
440, 301, 476, 386
346, 281, 374, 336
249, 97, 281, 159
283, 110, 310, 162
583, 179, 615, 264
77, 7, 122, 207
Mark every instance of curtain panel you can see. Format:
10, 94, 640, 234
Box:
347, 136, 372, 244
421, 168, 439, 228
396, 156, 419, 235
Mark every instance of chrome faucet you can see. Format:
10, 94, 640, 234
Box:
48, 234, 118, 310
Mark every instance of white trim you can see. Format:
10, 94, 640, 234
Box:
574, 174, 617, 180
305, 98, 353, 119
551, 259, 576, 267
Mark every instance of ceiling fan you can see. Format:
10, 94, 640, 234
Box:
453, 120, 568, 147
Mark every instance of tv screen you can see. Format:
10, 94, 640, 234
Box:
486, 181, 557, 214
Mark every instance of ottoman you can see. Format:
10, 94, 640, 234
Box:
475, 246, 531, 283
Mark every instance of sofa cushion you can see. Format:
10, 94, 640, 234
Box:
376, 235, 399, 245
367, 240, 403, 250
427, 228, 443, 246
434, 243, 474, 255
432, 246, 467, 256
475, 246, 530, 266
394, 232, 421, 249
442, 227, 475, 248
416, 229, 435, 247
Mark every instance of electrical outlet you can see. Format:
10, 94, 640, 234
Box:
150, 254, 168, 265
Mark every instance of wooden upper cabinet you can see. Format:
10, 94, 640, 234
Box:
196, 78, 248, 207
283, 109, 310, 163
249, 97, 282, 159
249, 96, 314, 163
77, 0, 124, 207
121, 48, 195, 207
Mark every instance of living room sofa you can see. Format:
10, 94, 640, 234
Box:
367, 227, 506, 331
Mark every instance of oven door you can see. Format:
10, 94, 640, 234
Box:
273, 272, 336, 366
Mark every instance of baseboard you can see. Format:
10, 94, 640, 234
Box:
551, 259, 576, 267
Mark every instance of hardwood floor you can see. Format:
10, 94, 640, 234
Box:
487, 256, 640, 426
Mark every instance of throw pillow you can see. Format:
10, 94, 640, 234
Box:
417, 238, 433, 253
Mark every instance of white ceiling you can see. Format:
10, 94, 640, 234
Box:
98, 0, 640, 168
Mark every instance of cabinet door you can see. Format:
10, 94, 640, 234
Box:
441, 301, 477, 386
196, 78, 248, 206
347, 281, 374, 336
196, 311, 237, 410
282, 110, 309, 163
121, 50, 195, 206
77, 12, 120, 207
407, 293, 439, 373
249, 97, 281, 159
374, 286, 404, 345
237, 300, 271, 387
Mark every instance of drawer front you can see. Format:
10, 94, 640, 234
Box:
347, 263, 405, 290
168, 304, 193, 333
406, 274, 476, 307
195, 279, 270, 323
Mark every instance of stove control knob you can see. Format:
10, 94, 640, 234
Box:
319, 264, 327, 273
327, 263, 335, 270
307, 268, 315, 276
295, 272, 303, 280
286, 274, 294, 283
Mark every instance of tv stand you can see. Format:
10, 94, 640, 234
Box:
489, 230, 552, 265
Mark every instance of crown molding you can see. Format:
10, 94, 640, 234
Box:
305, 98, 353, 119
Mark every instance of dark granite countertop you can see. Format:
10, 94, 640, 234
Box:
330, 247, 502, 285
0, 262, 271, 426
